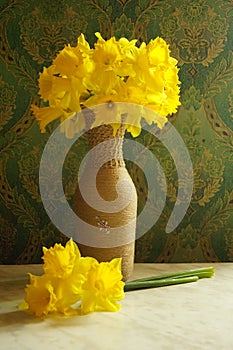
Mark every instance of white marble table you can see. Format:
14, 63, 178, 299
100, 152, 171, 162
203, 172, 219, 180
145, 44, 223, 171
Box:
1, 263, 233, 350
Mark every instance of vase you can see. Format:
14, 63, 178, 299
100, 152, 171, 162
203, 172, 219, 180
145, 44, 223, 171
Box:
74, 123, 137, 281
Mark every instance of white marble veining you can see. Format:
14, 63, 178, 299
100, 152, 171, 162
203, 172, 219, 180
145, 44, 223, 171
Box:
1, 263, 233, 350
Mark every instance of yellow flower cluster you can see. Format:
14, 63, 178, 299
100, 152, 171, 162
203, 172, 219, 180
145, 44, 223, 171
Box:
32, 32, 181, 137
20, 239, 124, 317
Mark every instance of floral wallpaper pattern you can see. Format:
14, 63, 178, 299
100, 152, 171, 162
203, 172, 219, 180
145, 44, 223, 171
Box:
0, 0, 232, 263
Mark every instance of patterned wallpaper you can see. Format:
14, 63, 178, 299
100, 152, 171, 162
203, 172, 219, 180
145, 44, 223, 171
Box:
0, 0, 232, 264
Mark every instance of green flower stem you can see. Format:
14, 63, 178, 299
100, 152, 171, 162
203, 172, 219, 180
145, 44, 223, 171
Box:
124, 267, 214, 292
124, 276, 199, 292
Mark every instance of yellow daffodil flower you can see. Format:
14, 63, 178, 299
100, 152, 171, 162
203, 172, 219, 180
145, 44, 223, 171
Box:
93, 33, 123, 71
81, 258, 125, 314
31, 104, 65, 133
147, 37, 170, 67
53, 45, 84, 78
42, 238, 80, 278
24, 274, 57, 317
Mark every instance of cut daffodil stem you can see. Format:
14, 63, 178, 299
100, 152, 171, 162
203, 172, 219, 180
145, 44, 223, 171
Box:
124, 267, 214, 292
124, 276, 199, 292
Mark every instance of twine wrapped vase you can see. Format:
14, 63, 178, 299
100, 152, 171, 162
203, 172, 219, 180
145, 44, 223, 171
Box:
74, 124, 137, 281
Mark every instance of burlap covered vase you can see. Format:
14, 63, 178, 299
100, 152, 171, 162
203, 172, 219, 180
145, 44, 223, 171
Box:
74, 124, 137, 281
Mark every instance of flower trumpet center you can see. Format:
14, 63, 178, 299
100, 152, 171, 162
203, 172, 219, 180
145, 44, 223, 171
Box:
94, 280, 104, 290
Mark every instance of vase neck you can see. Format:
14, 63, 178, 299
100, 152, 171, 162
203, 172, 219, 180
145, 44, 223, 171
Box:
86, 124, 125, 168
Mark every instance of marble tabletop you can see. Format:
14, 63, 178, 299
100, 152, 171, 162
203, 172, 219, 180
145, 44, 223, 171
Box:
1, 263, 233, 350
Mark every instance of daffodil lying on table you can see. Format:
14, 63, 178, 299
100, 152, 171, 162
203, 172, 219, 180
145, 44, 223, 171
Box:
19, 239, 214, 317
19, 239, 124, 317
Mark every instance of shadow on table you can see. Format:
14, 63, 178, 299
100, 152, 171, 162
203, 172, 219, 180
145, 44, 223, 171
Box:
0, 310, 43, 328
0, 309, 93, 329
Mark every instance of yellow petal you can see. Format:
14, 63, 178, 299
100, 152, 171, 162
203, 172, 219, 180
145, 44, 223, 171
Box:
18, 300, 28, 311
31, 104, 63, 133
109, 258, 122, 272
38, 66, 55, 101
65, 238, 81, 259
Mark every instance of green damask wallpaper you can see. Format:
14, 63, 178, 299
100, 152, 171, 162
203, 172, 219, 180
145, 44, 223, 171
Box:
0, 0, 232, 264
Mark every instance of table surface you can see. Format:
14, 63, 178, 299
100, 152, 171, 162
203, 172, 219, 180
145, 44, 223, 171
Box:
1, 263, 233, 350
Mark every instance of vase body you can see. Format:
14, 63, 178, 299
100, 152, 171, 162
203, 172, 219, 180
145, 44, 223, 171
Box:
74, 124, 137, 281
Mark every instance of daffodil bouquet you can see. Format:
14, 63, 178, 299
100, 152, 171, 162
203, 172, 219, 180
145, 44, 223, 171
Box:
32, 32, 181, 137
